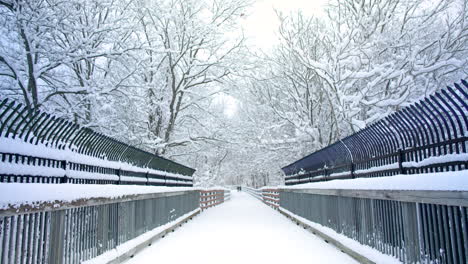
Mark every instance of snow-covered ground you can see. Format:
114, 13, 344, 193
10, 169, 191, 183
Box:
124, 192, 358, 264
83, 209, 200, 264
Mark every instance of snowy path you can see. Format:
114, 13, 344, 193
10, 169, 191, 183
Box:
124, 192, 358, 264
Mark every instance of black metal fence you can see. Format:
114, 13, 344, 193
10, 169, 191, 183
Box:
283, 80, 468, 185
0, 98, 195, 186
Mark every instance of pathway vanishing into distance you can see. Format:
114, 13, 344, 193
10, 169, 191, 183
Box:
124, 192, 358, 264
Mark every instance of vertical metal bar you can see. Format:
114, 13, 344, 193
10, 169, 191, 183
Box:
461, 208, 468, 264
29, 214, 37, 264
389, 200, 396, 257
37, 212, 46, 263
453, 208, 464, 263
0, 217, 4, 263
49, 211, 65, 264
442, 205, 453, 264
436, 205, 447, 264
427, 204, 437, 261
70, 208, 76, 264
43, 212, 51, 264
375, 200, 382, 253
417, 203, 428, 262
71, 208, 77, 264
448, 206, 458, 263
21, 214, 30, 264
369, 199, 375, 249
62, 210, 68, 264
385, 200, 392, 255
9, 215, 17, 264
380, 200, 386, 254
429, 204, 440, 262
408, 202, 420, 263
86, 207, 91, 261
15, 214, 24, 264
2, 217, 10, 264
84, 207, 89, 261
97, 206, 105, 256
78, 208, 84, 262
394, 202, 403, 261
401, 203, 409, 262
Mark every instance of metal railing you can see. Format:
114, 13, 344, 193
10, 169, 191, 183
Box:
283, 80, 468, 185
0, 190, 199, 264
243, 187, 279, 209
242, 186, 262, 200
280, 188, 468, 264
0, 97, 195, 186
224, 190, 231, 201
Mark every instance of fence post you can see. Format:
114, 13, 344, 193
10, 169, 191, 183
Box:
116, 169, 121, 184
398, 149, 406, 174
61, 160, 68, 183
350, 163, 355, 179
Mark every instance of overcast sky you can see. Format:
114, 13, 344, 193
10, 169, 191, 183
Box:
241, 0, 328, 50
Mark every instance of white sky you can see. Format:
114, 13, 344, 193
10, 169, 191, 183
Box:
241, 0, 328, 51
218, 0, 329, 118
213, 93, 238, 118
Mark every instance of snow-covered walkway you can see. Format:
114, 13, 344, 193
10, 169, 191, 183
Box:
124, 192, 358, 264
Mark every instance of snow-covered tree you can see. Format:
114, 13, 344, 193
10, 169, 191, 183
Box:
247, 0, 468, 168
0, 0, 136, 115
132, 0, 250, 155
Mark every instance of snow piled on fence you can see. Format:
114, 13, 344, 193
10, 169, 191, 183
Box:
0, 137, 192, 179
286, 153, 468, 181
403, 153, 468, 168
0, 183, 194, 209
284, 170, 468, 191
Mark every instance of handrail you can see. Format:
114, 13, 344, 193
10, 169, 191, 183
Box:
281, 188, 468, 210
0, 189, 195, 217
242, 186, 262, 200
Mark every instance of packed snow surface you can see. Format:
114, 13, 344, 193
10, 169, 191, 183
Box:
124, 192, 358, 264
83, 209, 200, 264
0, 183, 194, 209
284, 170, 468, 191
